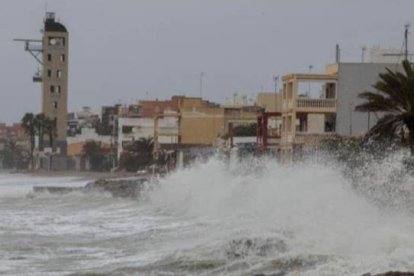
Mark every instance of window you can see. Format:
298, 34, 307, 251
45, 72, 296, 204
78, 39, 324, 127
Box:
56, 70, 62, 79
50, 86, 61, 94
47, 54, 52, 61
48, 37, 64, 46
60, 54, 65, 62
47, 70, 52, 77
53, 101, 58, 109
122, 126, 133, 134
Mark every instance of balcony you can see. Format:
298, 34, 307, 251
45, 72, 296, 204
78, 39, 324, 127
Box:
296, 98, 336, 113
33, 71, 42, 82
25, 42, 43, 52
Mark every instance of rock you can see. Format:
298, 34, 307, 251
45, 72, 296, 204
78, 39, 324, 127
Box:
33, 186, 83, 194
85, 177, 148, 198
226, 238, 287, 260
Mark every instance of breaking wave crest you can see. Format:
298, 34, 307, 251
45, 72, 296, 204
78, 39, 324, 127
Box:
1, 154, 414, 275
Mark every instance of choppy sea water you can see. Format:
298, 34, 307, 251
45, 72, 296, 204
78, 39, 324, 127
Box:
1, 156, 414, 276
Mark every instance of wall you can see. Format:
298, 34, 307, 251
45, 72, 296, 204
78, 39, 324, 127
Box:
256, 92, 282, 112
139, 98, 180, 117
336, 63, 402, 136
180, 107, 224, 145
307, 114, 325, 133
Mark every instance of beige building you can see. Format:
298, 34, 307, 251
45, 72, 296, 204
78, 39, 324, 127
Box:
255, 92, 282, 113
15, 12, 69, 169
180, 97, 260, 145
41, 12, 69, 154
281, 73, 337, 160
118, 116, 180, 159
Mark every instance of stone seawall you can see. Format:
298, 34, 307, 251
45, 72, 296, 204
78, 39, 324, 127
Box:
33, 176, 152, 198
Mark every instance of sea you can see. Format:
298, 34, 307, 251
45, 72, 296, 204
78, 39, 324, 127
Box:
1, 155, 414, 276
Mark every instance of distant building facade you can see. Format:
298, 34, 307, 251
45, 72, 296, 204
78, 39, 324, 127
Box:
117, 117, 179, 159
280, 72, 337, 159
255, 92, 282, 113
41, 12, 69, 155
333, 62, 403, 136
67, 106, 99, 137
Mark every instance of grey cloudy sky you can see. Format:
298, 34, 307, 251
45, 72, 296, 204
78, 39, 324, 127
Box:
1, 0, 413, 123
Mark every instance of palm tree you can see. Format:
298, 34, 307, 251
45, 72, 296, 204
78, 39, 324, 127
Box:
355, 60, 414, 155
83, 140, 105, 171
0, 139, 29, 169
128, 137, 154, 154
21, 113, 36, 169
120, 137, 154, 172
43, 117, 57, 150
34, 113, 46, 151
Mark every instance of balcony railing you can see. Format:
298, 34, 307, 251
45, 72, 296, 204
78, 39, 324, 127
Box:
25, 43, 43, 52
282, 99, 293, 111
296, 98, 336, 109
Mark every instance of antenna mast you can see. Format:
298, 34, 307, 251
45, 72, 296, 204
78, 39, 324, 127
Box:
405, 23, 410, 61
381, 24, 412, 62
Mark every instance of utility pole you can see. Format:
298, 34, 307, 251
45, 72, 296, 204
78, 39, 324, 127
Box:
349, 101, 353, 135
405, 23, 410, 61
361, 46, 366, 63
382, 24, 412, 62
335, 44, 341, 63
199, 72, 203, 98
273, 75, 279, 112
308, 65, 313, 96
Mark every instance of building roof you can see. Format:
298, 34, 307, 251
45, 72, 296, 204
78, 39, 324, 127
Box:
44, 19, 67, 33
282, 73, 337, 81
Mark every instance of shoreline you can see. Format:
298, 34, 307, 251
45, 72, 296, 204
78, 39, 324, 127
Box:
3, 170, 144, 181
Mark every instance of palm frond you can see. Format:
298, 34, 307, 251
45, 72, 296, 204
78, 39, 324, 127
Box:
368, 114, 404, 139
355, 92, 402, 113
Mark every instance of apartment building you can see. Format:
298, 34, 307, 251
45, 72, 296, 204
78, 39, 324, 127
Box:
280, 72, 337, 160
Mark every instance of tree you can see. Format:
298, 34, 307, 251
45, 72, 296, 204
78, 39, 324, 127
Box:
34, 113, 46, 150
43, 117, 57, 149
355, 60, 414, 155
0, 140, 30, 169
21, 113, 36, 169
83, 140, 107, 171
233, 123, 257, 137
119, 137, 154, 172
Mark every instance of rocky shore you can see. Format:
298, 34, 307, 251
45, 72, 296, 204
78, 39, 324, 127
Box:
84, 177, 149, 198
33, 175, 153, 198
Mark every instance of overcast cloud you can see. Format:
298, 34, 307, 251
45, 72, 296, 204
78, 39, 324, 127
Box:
1, 0, 413, 123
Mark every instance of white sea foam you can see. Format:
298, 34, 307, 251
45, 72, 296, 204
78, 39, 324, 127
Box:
1, 156, 414, 275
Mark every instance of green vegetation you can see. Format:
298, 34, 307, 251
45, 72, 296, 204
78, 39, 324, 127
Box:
119, 137, 154, 172
82, 140, 109, 171
21, 112, 58, 169
233, 123, 257, 137
355, 60, 414, 155
21, 113, 36, 169
0, 140, 29, 170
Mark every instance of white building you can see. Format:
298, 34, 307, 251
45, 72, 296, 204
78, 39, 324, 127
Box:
117, 117, 179, 159
67, 127, 112, 145
366, 46, 407, 63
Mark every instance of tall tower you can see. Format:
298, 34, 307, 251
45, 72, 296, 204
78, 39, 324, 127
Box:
15, 12, 69, 155
42, 12, 68, 155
